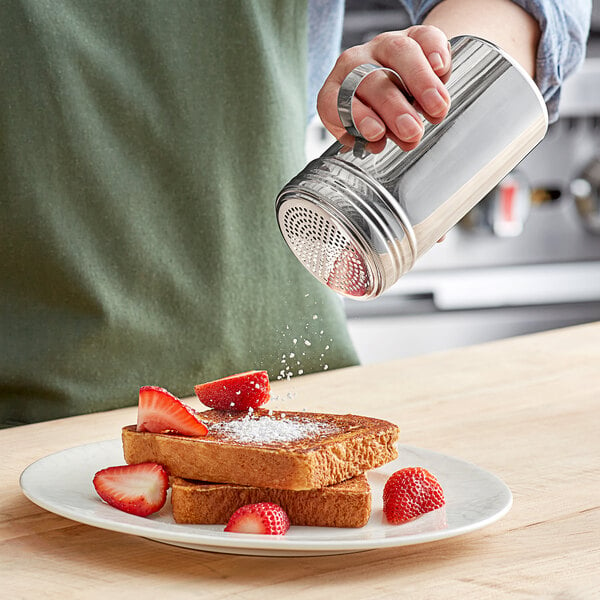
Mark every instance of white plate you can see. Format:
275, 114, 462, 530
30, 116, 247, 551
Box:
19, 440, 512, 557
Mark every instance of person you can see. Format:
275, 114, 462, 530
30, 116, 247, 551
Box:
319, 0, 590, 150
0, 0, 590, 428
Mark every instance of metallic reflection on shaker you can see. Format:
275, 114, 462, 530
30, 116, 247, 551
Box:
275, 35, 549, 300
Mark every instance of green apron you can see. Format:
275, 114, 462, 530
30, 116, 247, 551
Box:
0, 0, 358, 427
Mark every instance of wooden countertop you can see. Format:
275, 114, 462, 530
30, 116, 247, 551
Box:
2, 323, 599, 599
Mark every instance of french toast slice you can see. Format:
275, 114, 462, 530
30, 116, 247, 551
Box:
122, 409, 399, 490
171, 474, 372, 528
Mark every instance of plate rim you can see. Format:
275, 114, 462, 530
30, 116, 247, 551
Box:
19, 439, 513, 554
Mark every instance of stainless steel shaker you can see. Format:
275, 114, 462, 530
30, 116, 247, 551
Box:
275, 35, 549, 300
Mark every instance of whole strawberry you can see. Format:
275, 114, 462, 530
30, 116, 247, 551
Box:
383, 467, 445, 525
195, 370, 270, 411
224, 502, 290, 535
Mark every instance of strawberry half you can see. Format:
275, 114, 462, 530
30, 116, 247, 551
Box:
137, 385, 208, 436
93, 463, 169, 517
383, 467, 445, 525
194, 370, 270, 411
224, 502, 290, 535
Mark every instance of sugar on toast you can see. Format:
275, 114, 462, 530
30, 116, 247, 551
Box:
122, 408, 399, 491
171, 473, 372, 528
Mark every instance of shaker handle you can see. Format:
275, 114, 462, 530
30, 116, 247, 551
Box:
337, 63, 409, 158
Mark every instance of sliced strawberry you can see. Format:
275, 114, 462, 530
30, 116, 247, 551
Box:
383, 467, 445, 525
194, 370, 270, 411
93, 463, 169, 517
224, 502, 290, 535
137, 385, 208, 436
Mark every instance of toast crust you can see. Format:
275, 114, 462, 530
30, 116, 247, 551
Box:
171, 474, 372, 528
122, 409, 399, 490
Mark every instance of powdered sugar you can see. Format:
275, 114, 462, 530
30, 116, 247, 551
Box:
208, 413, 338, 444
276, 307, 334, 381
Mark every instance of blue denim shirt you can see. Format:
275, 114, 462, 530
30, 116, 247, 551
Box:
308, 0, 591, 123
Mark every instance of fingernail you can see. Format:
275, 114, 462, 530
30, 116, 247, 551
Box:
395, 114, 422, 141
358, 116, 386, 140
422, 87, 448, 117
428, 52, 444, 72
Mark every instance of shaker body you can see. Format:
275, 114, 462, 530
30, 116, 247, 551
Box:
276, 36, 548, 300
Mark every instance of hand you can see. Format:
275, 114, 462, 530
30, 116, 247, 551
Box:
317, 26, 452, 153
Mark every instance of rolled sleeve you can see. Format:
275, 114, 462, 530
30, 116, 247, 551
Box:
399, 0, 592, 122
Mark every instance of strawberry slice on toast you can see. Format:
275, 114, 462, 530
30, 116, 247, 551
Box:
93, 463, 169, 517
194, 370, 270, 411
137, 386, 208, 436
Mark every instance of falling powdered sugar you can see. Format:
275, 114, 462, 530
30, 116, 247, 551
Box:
208, 413, 338, 444
276, 311, 334, 380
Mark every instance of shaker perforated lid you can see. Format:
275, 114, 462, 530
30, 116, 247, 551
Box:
277, 197, 372, 297
276, 160, 416, 300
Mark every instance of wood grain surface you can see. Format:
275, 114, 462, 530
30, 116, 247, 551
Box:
1, 323, 599, 599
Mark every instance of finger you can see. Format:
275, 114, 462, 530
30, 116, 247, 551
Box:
385, 129, 422, 152
406, 25, 452, 79
318, 78, 388, 144
371, 32, 450, 123
411, 99, 445, 125
319, 74, 424, 150
317, 46, 390, 143
351, 70, 424, 145
335, 131, 389, 155
339, 128, 417, 154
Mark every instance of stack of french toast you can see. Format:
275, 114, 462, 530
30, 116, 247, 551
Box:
121, 381, 400, 528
